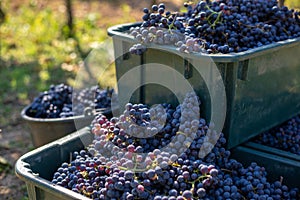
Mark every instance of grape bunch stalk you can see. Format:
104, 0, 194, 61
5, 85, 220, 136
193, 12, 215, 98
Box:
128, 0, 300, 55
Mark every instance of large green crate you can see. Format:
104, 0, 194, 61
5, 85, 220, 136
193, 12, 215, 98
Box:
15, 127, 300, 200
108, 23, 300, 149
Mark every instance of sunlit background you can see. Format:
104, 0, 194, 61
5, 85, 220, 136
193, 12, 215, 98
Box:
0, 0, 299, 199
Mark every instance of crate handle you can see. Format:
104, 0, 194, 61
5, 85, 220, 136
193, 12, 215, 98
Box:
122, 41, 131, 60
238, 59, 249, 81
122, 51, 130, 61
184, 58, 193, 79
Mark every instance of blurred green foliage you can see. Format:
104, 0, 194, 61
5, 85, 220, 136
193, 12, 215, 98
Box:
286, 0, 300, 9
0, 0, 134, 127
0, 0, 299, 128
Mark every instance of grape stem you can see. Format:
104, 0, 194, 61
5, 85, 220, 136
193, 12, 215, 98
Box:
211, 11, 223, 28
168, 13, 178, 34
221, 168, 233, 174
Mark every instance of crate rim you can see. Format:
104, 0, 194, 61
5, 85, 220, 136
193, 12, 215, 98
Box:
107, 22, 300, 62
245, 141, 300, 162
21, 105, 110, 123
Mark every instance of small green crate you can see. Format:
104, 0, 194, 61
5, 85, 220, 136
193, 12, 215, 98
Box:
231, 145, 300, 188
15, 127, 93, 200
108, 23, 300, 149
21, 106, 114, 147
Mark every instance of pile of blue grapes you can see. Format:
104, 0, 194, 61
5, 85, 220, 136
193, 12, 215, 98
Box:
254, 114, 300, 155
129, 0, 300, 54
51, 93, 299, 199
26, 84, 114, 118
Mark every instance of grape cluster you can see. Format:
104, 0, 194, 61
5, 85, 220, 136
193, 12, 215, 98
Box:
90, 92, 200, 159
254, 114, 300, 155
51, 93, 299, 199
26, 84, 114, 118
129, 0, 300, 54
71, 86, 115, 117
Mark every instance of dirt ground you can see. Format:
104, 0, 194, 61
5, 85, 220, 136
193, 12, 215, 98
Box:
0, 1, 183, 199
0, 123, 33, 200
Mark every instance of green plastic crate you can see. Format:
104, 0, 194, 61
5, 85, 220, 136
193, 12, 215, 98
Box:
21, 106, 114, 147
108, 23, 300, 149
15, 127, 93, 200
15, 127, 300, 200
231, 145, 300, 188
